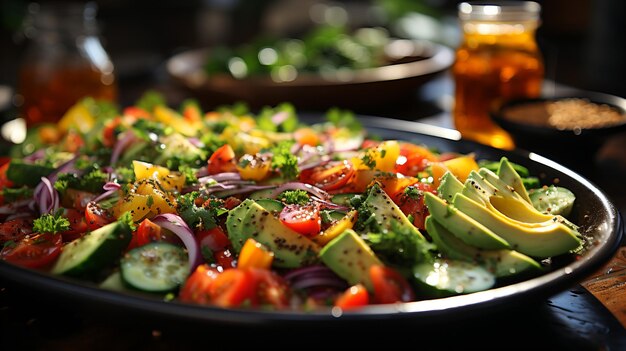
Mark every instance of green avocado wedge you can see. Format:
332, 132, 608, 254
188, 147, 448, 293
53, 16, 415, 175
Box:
425, 216, 542, 277
452, 193, 582, 258
497, 157, 531, 203
225, 198, 256, 252
424, 192, 510, 250
319, 229, 383, 291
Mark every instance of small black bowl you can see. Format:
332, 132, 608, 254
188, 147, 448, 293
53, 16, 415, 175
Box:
491, 91, 626, 170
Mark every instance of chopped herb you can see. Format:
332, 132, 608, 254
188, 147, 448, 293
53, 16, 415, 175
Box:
360, 150, 377, 170
270, 141, 299, 180
176, 192, 219, 230
146, 195, 154, 208
33, 212, 70, 234
117, 211, 137, 230
280, 190, 309, 205
403, 185, 424, 200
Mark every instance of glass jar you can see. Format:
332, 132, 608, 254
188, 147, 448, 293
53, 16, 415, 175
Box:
452, 1, 544, 150
17, 1, 117, 127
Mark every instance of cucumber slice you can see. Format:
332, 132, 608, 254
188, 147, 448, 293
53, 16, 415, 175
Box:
529, 185, 576, 217
51, 221, 133, 277
120, 242, 189, 293
412, 258, 495, 297
6, 160, 56, 187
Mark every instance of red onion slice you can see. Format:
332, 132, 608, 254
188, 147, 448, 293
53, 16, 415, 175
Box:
152, 213, 202, 273
269, 182, 330, 201
91, 182, 121, 203
34, 177, 59, 214
110, 130, 137, 165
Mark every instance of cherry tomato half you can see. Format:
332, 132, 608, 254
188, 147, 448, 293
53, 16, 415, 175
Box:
127, 218, 162, 250
196, 226, 231, 252
334, 284, 370, 310
248, 268, 290, 309
369, 265, 415, 304
394, 183, 436, 231
0, 218, 33, 244
208, 268, 257, 308
0, 232, 62, 269
85, 202, 115, 231
61, 208, 89, 242
299, 160, 355, 192
179, 264, 221, 305
279, 203, 321, 237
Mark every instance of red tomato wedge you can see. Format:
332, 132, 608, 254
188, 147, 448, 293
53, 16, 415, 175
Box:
207, 144, 237, 175
179, 264, 221, 305
209, 268, 258, 308
334, 284, 370, 310
393, 182, 437, 230
85, 202, 115, 231
248, 268, 290, 309
1, 232, 62, 269
127, 218, 162, 250
369, 265, 415, 304
299, 160, 355, 192
0, 218, 33, 244
279, 203, 322, 237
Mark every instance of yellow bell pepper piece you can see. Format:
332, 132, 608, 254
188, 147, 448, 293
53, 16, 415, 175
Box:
237, 238, 274, 270
312, 210, 358, 246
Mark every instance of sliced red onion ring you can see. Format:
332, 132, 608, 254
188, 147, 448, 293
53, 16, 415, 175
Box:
269, 182, 330, 201
151, 213, 201, 273
283, 264, 332, 280
198, 172, 242, 184
110, 130, 137, 165
290, 276, 349, 291
311, 196, 350, 211
34, 177, 59, 214
49, 155, 80, 182
91, 182, 121, 203
299, 157, 331, 171
209, 184, 277, 198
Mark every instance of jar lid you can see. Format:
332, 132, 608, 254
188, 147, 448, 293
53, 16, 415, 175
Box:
458, 1, 540, 22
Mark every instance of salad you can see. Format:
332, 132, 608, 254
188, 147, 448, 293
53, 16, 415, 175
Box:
0, 92, 584, 311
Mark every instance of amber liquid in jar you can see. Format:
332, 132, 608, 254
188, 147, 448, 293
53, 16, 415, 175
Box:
19, 65, 117, 126
453, 2, 544, 150
17, 2, 117, 127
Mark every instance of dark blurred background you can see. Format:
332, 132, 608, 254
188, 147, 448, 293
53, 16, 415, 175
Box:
0, 0, 624, 111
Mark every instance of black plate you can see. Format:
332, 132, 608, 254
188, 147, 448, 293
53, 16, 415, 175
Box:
0, 115, 622, 326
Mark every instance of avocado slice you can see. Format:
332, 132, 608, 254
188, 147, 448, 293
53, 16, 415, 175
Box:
239, 202, 320, 268
319, 229, 383, 291
424, 192, 510, 250
226, 198, 256, 252
437, 171, 464, 202
425, 216, 541, 277
360, 183, 425, 240
497, 157, 531, 203
452, 193, 582, 258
